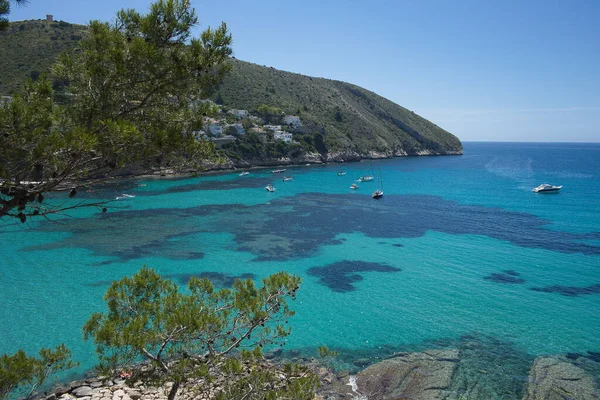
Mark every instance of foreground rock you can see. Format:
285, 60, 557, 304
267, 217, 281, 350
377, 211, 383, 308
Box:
523, 357, 600, 400
352, 349, 460, 400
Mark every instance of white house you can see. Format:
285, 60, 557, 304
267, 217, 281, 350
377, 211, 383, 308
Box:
274, 131, 293, 143
284, 115, 301, 127
208, 123, 223, 137
264, 125, 282, 132
229, 109, 249, 119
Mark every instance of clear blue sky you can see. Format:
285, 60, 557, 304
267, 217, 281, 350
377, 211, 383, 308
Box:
9, 0, 600, 142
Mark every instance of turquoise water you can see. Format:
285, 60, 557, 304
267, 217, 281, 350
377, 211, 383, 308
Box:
1, 142, 599, 388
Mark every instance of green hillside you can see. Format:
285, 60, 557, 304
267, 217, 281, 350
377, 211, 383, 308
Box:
0, 19, 86, 94
216, 59, 462, 155
1, 20, 462, 157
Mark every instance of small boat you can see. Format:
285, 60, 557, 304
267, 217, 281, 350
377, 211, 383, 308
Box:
282, 176, 293, 182
372, 163, 384, 199
265, 184, 276, 192
533, 184, 562, 193
115, 193, 135, 200
272, 169, 286, 174
358, 176, 374, 182
239, 171, 250, 176
350, 183, 359, 190
337, 171, 347, 176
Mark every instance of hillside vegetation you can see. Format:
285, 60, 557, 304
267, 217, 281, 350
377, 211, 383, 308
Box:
0, 19, 86, 94
216, 59, 462, 155
1, 20, 462, 157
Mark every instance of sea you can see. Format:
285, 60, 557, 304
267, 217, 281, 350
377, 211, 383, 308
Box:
1, 142, 599, 397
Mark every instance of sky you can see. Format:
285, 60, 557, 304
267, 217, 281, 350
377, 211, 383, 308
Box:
8, 0, 600, 142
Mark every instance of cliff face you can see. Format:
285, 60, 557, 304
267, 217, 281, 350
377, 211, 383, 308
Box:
216, 59, 463, 156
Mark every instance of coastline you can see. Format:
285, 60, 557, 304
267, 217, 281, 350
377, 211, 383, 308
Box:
36, 348, 600, 400
101, 149, 463, 183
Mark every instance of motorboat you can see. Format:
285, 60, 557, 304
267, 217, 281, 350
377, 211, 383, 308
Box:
272, 169, 286, 174
350, 183, 359, 190
358, 176, 374, 182
239, 171, 250, 176
337, 171, 347, 176
533, 184, 562, 193
115, 193, 135, 200
265, 184, 276, 192
372, 189, 383, 199
282, 176, 293, 182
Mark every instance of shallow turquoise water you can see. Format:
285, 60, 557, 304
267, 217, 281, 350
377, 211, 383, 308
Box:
1, 142, 599, 386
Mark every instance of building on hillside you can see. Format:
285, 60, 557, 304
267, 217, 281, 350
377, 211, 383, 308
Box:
232, 123, 245, 135
274, 131, 293, 143
46, 15, 53, 23
192, 130, 207, 140
264, 125, 282, 132
229, 109, 249, 119
212, 135, 236, 147
284, 115, 301, 127
208, 123, 223, 137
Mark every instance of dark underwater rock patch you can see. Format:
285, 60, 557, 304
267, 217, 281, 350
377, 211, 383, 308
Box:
26, 193, 600, 265
87, 271, 256, 288
307, 260, 400, 292
530, 283, 600, 297
484, 270, 525, 284
139, 176, 275, 195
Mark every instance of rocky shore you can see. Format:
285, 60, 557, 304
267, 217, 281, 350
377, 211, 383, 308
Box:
38, 350, 599, 400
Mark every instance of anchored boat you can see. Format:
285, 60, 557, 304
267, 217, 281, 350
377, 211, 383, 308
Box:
533, 184, 562, 193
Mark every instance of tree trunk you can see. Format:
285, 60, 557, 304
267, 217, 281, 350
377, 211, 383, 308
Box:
167, 381, 180, 400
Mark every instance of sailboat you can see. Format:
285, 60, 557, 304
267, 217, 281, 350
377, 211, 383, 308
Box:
372, 164, 383, 199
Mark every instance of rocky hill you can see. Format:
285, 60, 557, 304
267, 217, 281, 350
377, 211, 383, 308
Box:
216, 59, 462, 156
1, 20, 462, 159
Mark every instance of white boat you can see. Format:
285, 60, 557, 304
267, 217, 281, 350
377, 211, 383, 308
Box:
533, 184, 562, 193
337, 171, 347, 176
239, 171, 249, 176
358, 176, 374, 182
350, 183, 359, 190
272, 169, 286, 174
265, 184, 276, 192
282, 176, 293, 182
372, 189, 383, 199
115, 193, 135, 200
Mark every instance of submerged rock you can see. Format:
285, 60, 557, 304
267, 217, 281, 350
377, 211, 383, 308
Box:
354, 349, 459, 400
523, 357, 600, 400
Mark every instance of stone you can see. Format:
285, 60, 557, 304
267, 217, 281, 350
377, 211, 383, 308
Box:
126, 390, 142, 400
355, 349, 460, 400
45, 394, 57, 400
523, 357, 600, 400
72, 386, 94, 397
54, 386, 70, 396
